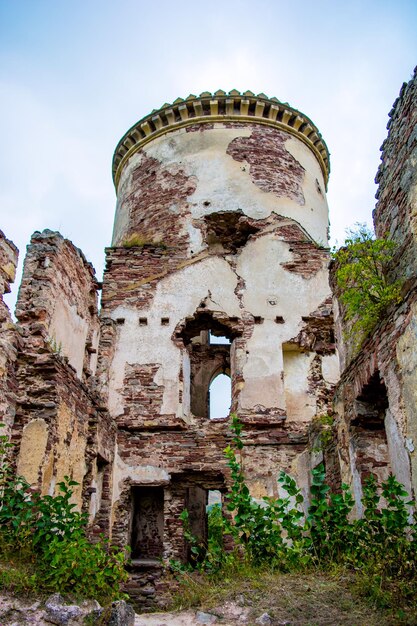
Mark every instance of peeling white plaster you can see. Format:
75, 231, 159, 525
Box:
321, 353, 340, 384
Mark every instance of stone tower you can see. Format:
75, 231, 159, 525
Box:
97, 91, 339, 604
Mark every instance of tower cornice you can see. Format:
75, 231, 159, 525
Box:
112, 90, 330, 190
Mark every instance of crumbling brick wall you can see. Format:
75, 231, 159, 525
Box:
103, 91, 339, 608
16, 229, 100, 381
11, 352, 116, 515
0, 230, 19, 434
375, 67, 417, 283
3, 229, 117, 519
1, 90, 341, 609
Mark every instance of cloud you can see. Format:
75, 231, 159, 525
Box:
0, 80, 115, 311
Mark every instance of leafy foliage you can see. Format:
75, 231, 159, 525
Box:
332, 224, 403, 350
223, 415, 307, 569
177, 414, 417, 608
0, 424, 128, 603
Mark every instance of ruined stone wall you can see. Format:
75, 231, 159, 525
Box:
0, 91, 339, 609
113, 122, 329, 251
0, 230, 19, 434
331, 296, 415, 511
99, 232, 337, 427
2, 229, 117, 519
375, 67, 417, 282
103, 112, 338, 429
11, 352, 115, 515
331, 68, 417, 510
16, 229, 100, 381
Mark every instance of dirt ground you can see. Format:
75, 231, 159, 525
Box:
1, 572, 415, 625
135, 572, 417, 626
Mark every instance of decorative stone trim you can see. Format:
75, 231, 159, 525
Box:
112, 90, 330, 189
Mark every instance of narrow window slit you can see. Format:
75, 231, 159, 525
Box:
209, 373, 231, 420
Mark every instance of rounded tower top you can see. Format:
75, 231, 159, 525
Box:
112, 90, 330, 190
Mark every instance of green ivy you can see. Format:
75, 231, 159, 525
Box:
332, 224, 403, 351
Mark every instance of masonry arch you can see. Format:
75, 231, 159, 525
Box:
173, 308, 242, 419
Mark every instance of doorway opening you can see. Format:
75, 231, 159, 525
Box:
131, 487, 164, 561
184, 486, 224, 564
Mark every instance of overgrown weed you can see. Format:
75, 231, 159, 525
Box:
332, 223, 403, 352
0, 424, 128, 604
172, 414, 417, 616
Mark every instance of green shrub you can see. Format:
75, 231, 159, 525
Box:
332, 224, 403, 351
0, 424, 128, 603
177, 414, 417, 608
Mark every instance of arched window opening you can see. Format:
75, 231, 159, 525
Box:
175, 310, 241, 419
209, 373, 231, 419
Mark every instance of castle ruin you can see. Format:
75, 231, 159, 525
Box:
1, 72, 416, 607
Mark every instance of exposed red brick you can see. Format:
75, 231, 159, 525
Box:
185, 124, 214, 133
15, 230, 100, 381
118, 363, 184, 430
374, 67, 417, 284
226, 126, 305, 204
289, 296, 335, 355
121, 154, 197, 252
0, 230, 19, 432
331, 69, 417, 502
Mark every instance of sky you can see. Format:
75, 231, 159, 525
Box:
1, 0, 416, 312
